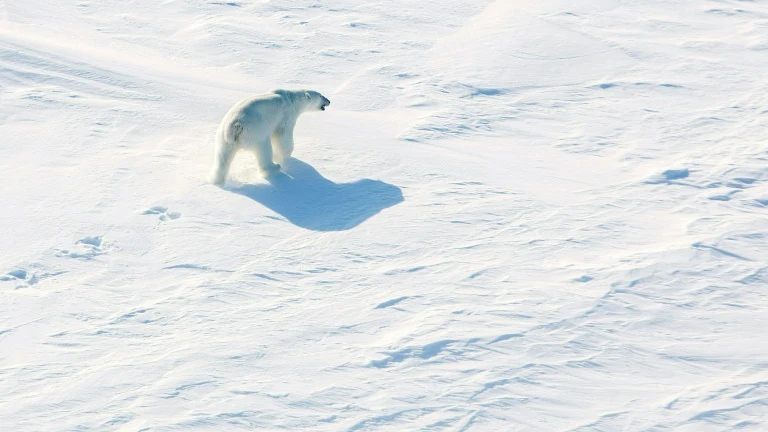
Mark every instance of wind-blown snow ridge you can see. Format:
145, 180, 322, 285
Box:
2, 0, 768, 430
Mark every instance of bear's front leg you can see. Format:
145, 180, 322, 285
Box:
255, 137, 281, 176
271, 125, 295, 166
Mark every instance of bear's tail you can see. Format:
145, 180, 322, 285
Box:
209, 122, 243, 185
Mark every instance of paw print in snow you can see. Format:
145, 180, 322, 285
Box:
142, 206, 181, 221
0, 268, 29, 285
56, 236, 108, 260
1, 266, 66, 287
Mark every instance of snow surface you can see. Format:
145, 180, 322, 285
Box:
2, 0, 768, 430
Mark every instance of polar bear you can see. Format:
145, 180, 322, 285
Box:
209, 89, 331, 185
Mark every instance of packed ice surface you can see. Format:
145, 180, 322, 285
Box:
2, 0, 767, 430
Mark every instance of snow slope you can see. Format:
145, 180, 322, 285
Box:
2, 0, 768, 430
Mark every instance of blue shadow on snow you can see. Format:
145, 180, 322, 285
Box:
228, 158, 403, 231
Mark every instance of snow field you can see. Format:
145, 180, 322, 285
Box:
2, 0, 768, 430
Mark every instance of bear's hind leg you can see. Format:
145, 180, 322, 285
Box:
210, 139, 237, 185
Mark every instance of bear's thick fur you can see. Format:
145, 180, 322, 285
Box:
210, 89, 330, 185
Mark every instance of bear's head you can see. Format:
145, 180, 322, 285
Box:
304, 90, 331, 112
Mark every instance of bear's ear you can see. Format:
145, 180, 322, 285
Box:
305, 91, 311, 100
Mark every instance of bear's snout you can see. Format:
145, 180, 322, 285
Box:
320, 97, 330, 111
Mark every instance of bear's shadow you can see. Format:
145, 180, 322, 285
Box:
227, 158, 403, 231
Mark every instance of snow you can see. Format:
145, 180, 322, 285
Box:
2, 0, 768, 430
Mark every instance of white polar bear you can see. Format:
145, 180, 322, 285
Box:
209, 89, 330, 185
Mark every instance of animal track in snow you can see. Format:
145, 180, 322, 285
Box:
142, 206, 181, 221
56, 236, 108, 260
0, 268, 28, 281
0, 268, 33, 287
1, 266, 65, 287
